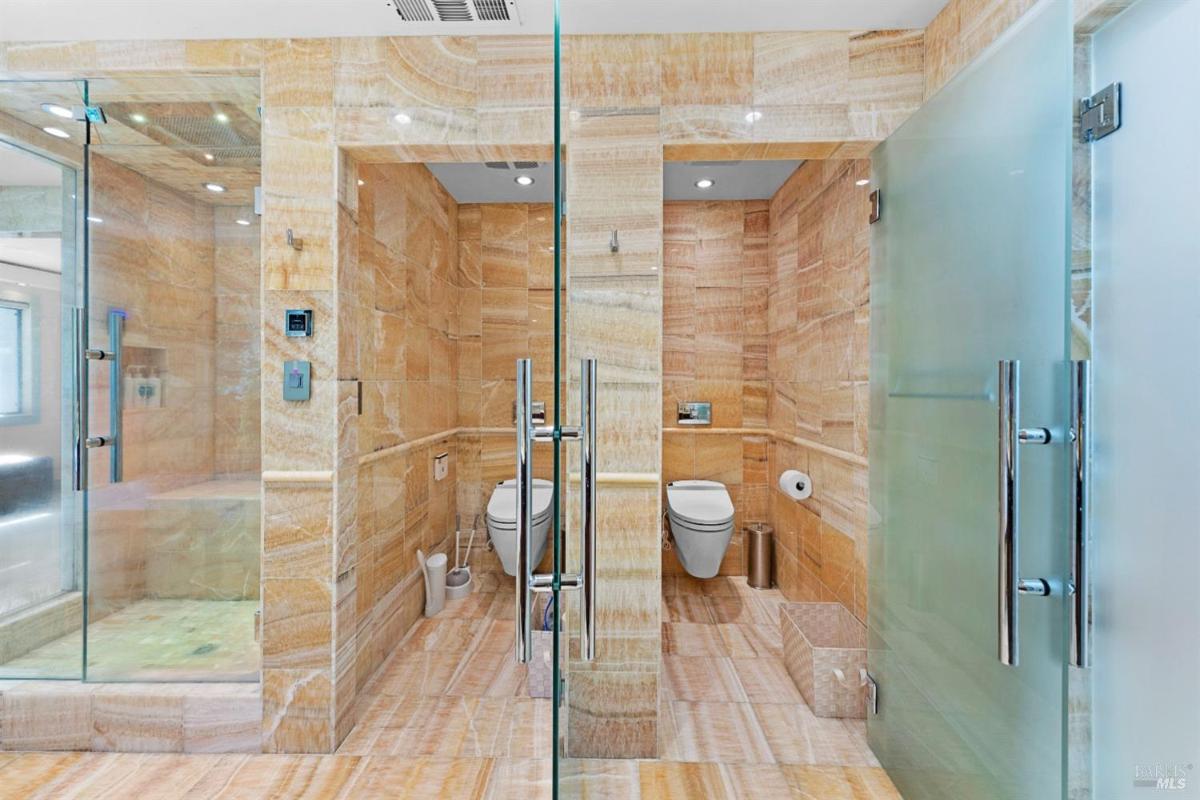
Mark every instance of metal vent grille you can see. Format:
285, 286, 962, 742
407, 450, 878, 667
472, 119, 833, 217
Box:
431, 0, 473, 21
473, 0, 511, 20
158, 116, 253, 148
392, 0, 515, 22
394, 0, 435, 20
483, 161, 539, 170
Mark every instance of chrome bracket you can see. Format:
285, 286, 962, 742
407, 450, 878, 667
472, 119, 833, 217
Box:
865, 672, 880, 715
1080, 82, 1121, 143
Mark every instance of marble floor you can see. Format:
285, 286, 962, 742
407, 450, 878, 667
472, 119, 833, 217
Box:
0, 576, 900, 798
0, 599, 260, 682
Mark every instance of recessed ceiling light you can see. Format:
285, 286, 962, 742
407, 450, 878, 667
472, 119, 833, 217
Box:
214, 112, 230, 124
393, 112, 412, 125
42, 127, 70, 139
357, 179, 365, 186
42, 103, 74, 119
129, 113, 147, 124
695, 178, 715, 189
86, 216, 103, 224
204, 182, 226, 193
204, 153, 215, 162
515, 175, 535, 186
856, 179, 870, 186
745, 110, 763, 123
235, 218, 251, 226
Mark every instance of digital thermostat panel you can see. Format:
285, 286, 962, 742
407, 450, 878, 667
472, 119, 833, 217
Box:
285, 309, 313, 337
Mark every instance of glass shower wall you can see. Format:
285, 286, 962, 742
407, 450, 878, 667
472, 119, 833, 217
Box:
81, 76, 262, 682
0, 79, 87, 680
868, 1, 1073, 797
1089, 0, 1200, 793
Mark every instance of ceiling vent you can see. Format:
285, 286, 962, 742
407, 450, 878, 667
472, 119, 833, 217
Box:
392, 0, 520, 23
484, 161, 539, 170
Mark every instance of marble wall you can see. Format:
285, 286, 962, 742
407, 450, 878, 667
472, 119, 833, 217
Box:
662, 200, 772, 578
456, 201, 561, 582
344, 161, 460, 708
767, 159, 872, 624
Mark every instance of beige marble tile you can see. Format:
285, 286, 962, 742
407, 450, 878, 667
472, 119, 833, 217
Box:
782, 765, 901, 799
730, 657, 804, 705
667, 702, 773, 764
662, 622, 728, 657
661, 34, 754, 106
262, 669, 333, 754
639, 760, 728, 799
662, 656, 746, 703
569, 35, 662, 109
751, 703, 877, 767
754, 33, 850, 106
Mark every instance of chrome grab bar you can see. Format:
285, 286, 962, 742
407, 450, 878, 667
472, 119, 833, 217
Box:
71, 307, 87, 492
579, 358, 597, 661
997, 359, 1052, 667
515, 358, 534, 663
107, 310, 124, 483
514, 357, 598, 664
1069, 360, 1091, 669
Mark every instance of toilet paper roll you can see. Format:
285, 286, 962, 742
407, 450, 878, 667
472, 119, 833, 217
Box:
779, 470, 813, 501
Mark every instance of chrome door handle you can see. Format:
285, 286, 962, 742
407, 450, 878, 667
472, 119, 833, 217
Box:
1069, 360, 1091, 668
72, 308, 88, 492
515, 357, 535, 663
514, 358, 598, 664
578, 358, 597, 661
997, 360, 1053, 667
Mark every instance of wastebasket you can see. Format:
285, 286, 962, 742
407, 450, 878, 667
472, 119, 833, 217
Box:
745, 523, 774, 589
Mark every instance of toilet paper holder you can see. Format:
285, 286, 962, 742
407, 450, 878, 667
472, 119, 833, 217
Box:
779, 469, 813, 501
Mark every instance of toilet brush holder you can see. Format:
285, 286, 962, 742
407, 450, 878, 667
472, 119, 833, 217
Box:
445, 566, 472, 601
417, 550, 447, 618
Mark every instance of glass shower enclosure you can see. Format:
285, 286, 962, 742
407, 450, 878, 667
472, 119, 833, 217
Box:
0, 76, 263, 683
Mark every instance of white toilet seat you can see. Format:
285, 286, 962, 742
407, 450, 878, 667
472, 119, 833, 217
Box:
666, 480, 736, 579
487, 478, 553, 524
486, 478, 553, 576
666, 480, 735, 526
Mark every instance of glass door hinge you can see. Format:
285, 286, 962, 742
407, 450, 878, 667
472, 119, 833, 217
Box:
1080, 82, 1121, 143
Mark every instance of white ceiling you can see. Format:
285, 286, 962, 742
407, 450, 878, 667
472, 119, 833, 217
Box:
664, 160, 800, 201
0, 0, 950, 41
427, 162, 553, 203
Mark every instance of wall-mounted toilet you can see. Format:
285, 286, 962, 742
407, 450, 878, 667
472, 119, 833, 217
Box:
486, 478, 553, 576
666, 480, 735, 579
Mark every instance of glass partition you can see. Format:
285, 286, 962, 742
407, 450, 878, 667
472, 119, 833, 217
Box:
0, 80, 87, 680
1089, 0, 1200, 794
82, 75, 262, 682
868, 1, 1073, 798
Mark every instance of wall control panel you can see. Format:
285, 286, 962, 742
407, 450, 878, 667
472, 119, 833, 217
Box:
285, 309, 313, 337
283, 360, 311, 401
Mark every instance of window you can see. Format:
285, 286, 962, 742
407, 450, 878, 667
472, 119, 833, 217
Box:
0, 300, 31, 418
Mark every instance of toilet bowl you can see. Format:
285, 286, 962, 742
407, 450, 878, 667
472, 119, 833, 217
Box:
666, 480, 736, 579
486, 478, 553, 576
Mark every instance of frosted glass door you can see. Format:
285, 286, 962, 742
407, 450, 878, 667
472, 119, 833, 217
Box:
1091, 0, 1200, 795
868, 1, 1073, 799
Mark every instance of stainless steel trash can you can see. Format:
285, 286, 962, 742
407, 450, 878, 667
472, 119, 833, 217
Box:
745, 523, 774, 589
